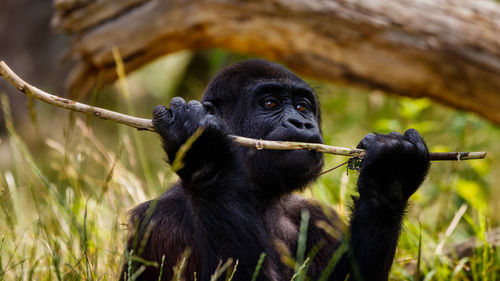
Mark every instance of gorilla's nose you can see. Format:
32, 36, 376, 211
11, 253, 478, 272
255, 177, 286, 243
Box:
285, 118, 315, 130
282, 117, 322, 143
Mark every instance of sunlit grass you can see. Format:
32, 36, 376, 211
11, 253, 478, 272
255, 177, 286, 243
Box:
0, 94, 152, 280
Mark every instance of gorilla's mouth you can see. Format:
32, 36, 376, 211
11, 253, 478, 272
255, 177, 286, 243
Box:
278, 148, 323, 162
264, 145, 324, 171
264, 129, 323, 144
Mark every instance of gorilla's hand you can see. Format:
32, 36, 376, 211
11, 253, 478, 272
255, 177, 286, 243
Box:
152, 97, 233, 184
356, 129, 430, 208
153, 97, 211, 162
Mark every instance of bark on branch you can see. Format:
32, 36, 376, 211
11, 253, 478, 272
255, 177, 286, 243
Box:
0, 61, 486, 160
52, 0, 500, 124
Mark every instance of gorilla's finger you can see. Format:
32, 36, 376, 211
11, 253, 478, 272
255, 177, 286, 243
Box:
357, 133, 376, 149
188, 100, 204, 113
403, 129, 423, 143
170, 97, 187, 111
188, 100, 202, 107
404, 129, 428, 153
152, 105, 172, 129
153, 105, 171, 119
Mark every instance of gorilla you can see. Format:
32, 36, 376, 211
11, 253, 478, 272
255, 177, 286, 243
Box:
120, 59, 430, 281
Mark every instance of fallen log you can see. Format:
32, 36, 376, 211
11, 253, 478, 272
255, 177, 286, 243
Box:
52, 0, 500, 124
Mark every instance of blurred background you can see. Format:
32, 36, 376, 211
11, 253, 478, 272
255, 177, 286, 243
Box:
1, 0, 499, 280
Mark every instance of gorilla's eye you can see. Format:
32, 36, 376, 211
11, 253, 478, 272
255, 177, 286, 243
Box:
296, 103, 309, 112
263, 99, 278, 109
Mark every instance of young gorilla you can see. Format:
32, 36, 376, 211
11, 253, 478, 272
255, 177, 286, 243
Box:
121, 59, 430, 281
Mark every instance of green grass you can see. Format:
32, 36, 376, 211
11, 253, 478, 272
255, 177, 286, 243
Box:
1, 51, 499, 280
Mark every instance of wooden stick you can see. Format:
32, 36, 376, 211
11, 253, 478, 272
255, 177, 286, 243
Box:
231, 136, 486, 160
0, 61, 486, 161
0, 61, 154, 131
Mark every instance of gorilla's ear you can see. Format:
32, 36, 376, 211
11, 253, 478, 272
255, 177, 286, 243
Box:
203, 101, 216, 114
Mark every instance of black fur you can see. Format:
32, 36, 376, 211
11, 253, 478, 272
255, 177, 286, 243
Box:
120, 59, 430, 281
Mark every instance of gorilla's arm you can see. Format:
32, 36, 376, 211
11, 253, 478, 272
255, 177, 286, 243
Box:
151, 97, 270, 281
331, 129, 430, 280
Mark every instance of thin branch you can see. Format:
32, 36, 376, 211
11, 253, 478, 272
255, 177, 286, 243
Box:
232, 135, 365, 157
0, 61, 154, 131
0, 61, 486, 161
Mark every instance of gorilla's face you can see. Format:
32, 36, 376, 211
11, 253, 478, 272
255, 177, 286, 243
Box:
247, 80, 322, 143
202, 60, 324, 197
241, 79, 324, 196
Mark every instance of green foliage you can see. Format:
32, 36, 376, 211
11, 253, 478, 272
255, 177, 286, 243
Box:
1, 50, 499, 280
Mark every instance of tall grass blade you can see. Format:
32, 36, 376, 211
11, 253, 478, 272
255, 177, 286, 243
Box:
226, 259, 238, 281
414, 223, 422, 281
291, 258, 310, 281
112, 47, 154, 193
210, 259, 234, 281
317, 240, 348, 281
295, 210, 310, 275
1, 95, 68, 210
157, 255, 165, 281
250, 253, 266, 281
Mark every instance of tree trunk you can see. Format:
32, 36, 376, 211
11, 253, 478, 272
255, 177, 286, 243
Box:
52, 0, 500, 124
